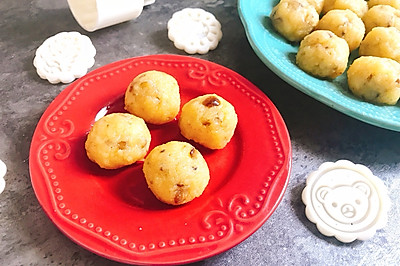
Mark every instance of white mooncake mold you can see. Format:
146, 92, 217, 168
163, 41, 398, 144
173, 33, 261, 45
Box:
33, 32, 96, 84
0, 159, 6, 195
302, 160, 390, 243
167, 8, 223, 54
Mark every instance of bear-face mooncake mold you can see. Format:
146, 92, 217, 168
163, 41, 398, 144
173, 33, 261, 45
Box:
302, 160, 390, 243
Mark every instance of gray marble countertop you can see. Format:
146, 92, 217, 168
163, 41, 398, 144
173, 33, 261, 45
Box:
1, 0, 399, 265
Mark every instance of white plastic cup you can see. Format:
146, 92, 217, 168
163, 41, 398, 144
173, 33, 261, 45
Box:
67, 0, 153, 32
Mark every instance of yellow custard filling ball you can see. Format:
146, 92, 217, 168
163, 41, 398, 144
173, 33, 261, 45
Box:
143, 141, 210, 205
85, 113, 151, 169
270, 0, 319, 42
362, 5, 400, 34
296, 30, 349, 79
359, 27, 400, 63
347, 56, 400, 105
124, 70, 180, 125
316, 9, 365, 51
178, 94, 238, 150
322, 0, 368, 17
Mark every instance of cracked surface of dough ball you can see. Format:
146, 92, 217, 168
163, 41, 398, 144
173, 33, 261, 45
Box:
367, 0, 400, 9
178, 94, 238, 150
316, 9, 365, 51
362, 5, 400, 34
85, 113, 151, 169
296, 30, 350, 79
322, 0, 368, 17
270, 0, 319, 42
347, 56, 400, 105
359, 27, 400, 63
124, 70, 180, 125
143, 141, 210, 205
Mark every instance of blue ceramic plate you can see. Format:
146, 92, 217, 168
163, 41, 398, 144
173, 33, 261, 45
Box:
238, 0, 400, 132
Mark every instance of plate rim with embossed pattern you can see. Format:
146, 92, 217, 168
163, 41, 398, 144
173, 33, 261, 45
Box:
29, 54, 292, 265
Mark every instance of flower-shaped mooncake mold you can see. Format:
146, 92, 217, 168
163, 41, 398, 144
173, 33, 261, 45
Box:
167, 8, 223, 54
33, 32, 96, 84
302, 160, 390, 243
0, 159, 6, 195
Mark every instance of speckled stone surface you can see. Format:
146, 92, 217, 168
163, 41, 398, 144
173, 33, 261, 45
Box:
0, 0, 399, 265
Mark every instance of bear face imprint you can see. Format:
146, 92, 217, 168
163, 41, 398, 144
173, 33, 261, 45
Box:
316, 181, 371, 224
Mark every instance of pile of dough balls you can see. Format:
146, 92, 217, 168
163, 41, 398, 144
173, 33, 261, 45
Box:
270, 0, 400, 105
85, 70, 238, 205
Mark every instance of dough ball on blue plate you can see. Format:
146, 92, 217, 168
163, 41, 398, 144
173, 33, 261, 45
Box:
347, 56, 400, 105
296, 30, 349, 79
316, 9, 365, 51
270, 0, 319, 42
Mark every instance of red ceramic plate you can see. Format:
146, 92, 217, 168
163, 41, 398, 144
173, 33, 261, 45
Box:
29, 54, 291, 265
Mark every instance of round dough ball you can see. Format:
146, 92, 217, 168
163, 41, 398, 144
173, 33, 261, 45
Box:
124, 70, 180, 125
316, 9, 365, 51
359, 27, 400, 63
322, 0, 368, 17
296, 30, 350, 79
85, 113, 151, 169
270, 0, 319, 42
347, 56, 400, 105
143, 141, 210, 205
367, 0, 400, 9
362, 5, 400, 34
178, 94, 238, 150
